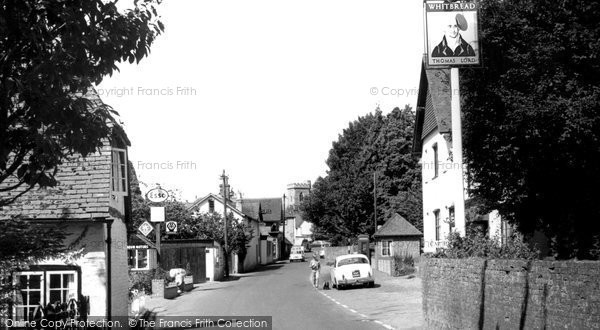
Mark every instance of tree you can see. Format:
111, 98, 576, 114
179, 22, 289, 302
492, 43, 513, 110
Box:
0, 0, 164, 207
173, 212, 254, 271
300, 106, 422, 244
460, 0, 600, 259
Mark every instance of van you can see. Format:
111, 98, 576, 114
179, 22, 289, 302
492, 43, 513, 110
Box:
289, 245, 305, 262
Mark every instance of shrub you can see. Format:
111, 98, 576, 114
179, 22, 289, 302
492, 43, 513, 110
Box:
392, 254, 416, 276
129, 269, 153, 295
433, 232, 540, 260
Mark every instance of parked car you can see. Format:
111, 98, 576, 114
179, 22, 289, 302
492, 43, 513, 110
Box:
310, 241, 331, 259
329, 254, 374, 290
289, 245, 305, 262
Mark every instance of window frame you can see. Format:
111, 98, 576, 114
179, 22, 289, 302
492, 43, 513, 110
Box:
128, 247, 150, 271
111, 147, 128, 195
13, 271, 44, 322
13, 269, 79, 322
432, 143, 439, 179
434, 209, 441, 241
45, 270, 78, 304
381, 240, 391, 256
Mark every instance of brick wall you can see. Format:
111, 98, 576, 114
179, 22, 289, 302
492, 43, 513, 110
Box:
421, 258, 600, 329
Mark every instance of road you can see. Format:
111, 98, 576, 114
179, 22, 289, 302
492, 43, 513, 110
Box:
145, 256, 384, 330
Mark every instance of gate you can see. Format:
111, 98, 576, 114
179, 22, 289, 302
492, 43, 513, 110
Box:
161, 240, 212, 284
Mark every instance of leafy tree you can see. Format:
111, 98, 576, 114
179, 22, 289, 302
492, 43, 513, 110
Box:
461, 0, 600, 259
0, 0, 164, 207
301, 106, 422, 244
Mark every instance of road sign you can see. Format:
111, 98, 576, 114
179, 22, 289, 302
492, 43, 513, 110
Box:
165, 221, 178, 234
138, 221, 154, 237
150, 207, 165, 222
146, 187, 169, 203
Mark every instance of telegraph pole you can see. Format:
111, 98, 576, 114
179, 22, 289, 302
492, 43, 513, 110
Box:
282, 194, 286, 259
221, 170, 229, 278
373, 171, 377, 236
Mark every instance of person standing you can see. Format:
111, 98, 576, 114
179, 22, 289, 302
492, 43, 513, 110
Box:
309, 253, 321, 288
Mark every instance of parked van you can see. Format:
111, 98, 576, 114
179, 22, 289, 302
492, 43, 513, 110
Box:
289, 245, 305, 262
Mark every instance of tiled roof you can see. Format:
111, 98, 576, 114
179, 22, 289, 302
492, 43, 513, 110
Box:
412, 58, 452, 154
374, 213, 422, 237
241, 198, 282, 222
0, 89, 129, 221
0, 144, 114, 220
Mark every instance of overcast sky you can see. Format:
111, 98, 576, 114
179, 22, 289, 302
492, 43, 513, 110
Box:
97, 0, 424, 202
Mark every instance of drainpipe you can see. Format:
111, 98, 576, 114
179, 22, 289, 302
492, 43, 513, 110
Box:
105, 219, 114, 321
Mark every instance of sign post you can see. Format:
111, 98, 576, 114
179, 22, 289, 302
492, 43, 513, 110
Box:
146, 186, 169, 260
424, 0, 481, 236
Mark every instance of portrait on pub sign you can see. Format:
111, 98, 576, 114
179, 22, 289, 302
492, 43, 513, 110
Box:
425, 1, 481, 67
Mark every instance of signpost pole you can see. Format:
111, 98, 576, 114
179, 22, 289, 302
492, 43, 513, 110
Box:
221, 171, 229, 278
155, 223, 161, 258
451, 68, 466, 236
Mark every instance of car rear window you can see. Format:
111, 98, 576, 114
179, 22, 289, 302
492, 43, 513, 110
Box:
337, 257, 368, 267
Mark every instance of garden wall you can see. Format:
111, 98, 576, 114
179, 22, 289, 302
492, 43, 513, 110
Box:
421, 258, 600, 329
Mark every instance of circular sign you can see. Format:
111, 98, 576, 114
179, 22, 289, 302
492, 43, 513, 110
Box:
146, 187, 169, 203
165, 221, 178, 234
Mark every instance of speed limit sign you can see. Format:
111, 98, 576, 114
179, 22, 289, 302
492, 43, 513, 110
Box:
165, 221, 177, 234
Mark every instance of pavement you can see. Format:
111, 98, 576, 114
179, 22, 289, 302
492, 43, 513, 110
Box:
140, 256, 423, 330
318, 264, 423, 330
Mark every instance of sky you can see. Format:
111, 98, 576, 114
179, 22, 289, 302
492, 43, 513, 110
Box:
96, 0, 425, 202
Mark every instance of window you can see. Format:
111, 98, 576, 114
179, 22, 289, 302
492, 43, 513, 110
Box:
432, 143, 439, 179
299, 192, 304, 202
448, 207, 455, 231
381, 240, 391, 256
14, 269, 78, 322
47, 271, 77, 303
208, 199, 215, 213
434, 209, 441, 241
128, 248, 149, 270
111, 148, 128, 194
14, 272, 43, 322
337, 257, 369, 267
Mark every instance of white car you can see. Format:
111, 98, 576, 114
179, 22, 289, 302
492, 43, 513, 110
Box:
329, 254, 374, 290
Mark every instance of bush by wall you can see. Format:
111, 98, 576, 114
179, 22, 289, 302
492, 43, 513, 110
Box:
429, 232, 540, 260
392, 254, 415, 276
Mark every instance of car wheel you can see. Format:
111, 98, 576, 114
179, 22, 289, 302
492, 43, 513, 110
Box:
368, 282, 375, 288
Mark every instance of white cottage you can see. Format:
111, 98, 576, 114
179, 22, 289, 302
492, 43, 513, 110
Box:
413, 61, 504, 253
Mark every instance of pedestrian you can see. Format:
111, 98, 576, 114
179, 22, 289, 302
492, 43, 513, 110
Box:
309, 253, 320, 288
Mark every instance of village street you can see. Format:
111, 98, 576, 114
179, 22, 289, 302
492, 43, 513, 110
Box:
142, 255, 422, 330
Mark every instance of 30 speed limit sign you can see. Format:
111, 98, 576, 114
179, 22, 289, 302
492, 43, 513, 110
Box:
165, 221, 177, 234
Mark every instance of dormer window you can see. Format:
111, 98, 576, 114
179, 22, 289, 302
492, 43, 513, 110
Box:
111, 148, 128, 194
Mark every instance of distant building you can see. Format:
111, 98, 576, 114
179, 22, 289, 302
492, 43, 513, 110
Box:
373, 213, 423, 276
240, 198, 283, 264
187, 193, 260, 273
284, 181, 313, 249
